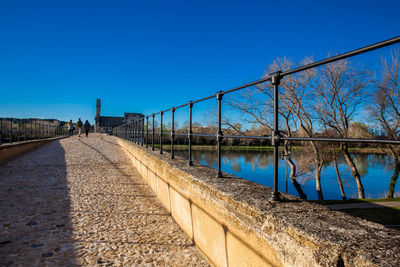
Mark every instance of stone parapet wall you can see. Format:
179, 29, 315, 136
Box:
0, 138, 63, 163
114, 137, 400, 267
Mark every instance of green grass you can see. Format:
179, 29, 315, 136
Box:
150, 144, 387, 153
150, 144, 306, 151
339, 207, 400, 225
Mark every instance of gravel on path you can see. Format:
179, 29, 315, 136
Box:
0, 134, 209, 266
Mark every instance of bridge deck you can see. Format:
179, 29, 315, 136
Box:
0, 134, 209, 266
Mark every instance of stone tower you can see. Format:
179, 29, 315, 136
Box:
96, 99, 101, 118
95, 99, 101, 132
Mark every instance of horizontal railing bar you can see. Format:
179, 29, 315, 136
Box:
161, 108, 171, 113
175, 103, 188, 109
174, 133, 189, 136
223, 135, 272, 140
281, 36, 400, 77
192, 133, 215, 137
221, 76, 272, 95
282, 136, 400, 144
192, 95, 215, 104
132, 132, 400, 145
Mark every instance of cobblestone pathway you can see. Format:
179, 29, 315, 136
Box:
0, 134, 209, 266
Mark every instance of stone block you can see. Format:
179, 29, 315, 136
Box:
170, 186, 193, 239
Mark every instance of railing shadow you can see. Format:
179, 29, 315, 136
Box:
325, 200, 400, 230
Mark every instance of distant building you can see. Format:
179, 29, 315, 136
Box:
95, 99, 144, 134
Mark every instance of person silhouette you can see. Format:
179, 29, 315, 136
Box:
84, 120, 91, 137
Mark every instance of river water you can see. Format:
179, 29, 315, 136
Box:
172, 149, 398, 200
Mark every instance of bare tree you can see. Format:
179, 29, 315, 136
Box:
258, 57, 326, 199
225, 57, 313, 199
313, 59, 370, 199
370, 50, 400, 198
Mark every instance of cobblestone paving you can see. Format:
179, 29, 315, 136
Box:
0, 134, 209, 266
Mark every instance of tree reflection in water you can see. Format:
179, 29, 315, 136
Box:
175, 149, 397, 200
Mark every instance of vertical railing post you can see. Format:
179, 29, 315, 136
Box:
216, 91, 224, 178
135, 120, 138, 144
18, 122, 20, 142
10, 120, 13, 144
188, 101, 193, 166
141, 117, 144, 146
134, 121, 136, 143
31, 122, 33, 141
134, 120, 137, 143
160, 111, 163, 154
0, 119, 2, 145
131, 122, 133, 142
146, 116, 149, 148
171, 107, 175, 159
152, 114, 155, 151
270, 71, 282, 201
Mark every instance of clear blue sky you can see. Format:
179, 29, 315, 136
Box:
1, 0, 399, 124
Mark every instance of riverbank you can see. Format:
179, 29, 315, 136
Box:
151, 144, 386, 154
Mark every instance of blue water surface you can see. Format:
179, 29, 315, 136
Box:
174, 150, 398, 200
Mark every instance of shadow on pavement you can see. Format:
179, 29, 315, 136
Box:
0, 140, 77, 265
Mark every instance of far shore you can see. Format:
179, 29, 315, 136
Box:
150, 144, 387, 154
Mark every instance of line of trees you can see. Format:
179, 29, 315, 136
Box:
222, 50, 400, 200
143, 51, 399, 200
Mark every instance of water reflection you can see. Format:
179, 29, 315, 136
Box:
175, 150, 398, 200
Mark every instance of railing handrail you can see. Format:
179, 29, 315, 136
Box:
0, 118, 69, 145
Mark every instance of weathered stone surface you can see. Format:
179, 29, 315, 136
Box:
0, 134, 209, 266
115, 136, 400, 267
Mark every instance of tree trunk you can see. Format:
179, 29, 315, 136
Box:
342, 147, 365, 199
315, 161, 324, 201
283, 141, 307, 199
333, 153, 346, 200
387, 160, 400, 198
310, 141, 324, 201
286, 156, 307, 200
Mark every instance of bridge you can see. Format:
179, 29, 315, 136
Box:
1, 134, 399, 266
0, 135, 209, 266
2, 37, 400, 266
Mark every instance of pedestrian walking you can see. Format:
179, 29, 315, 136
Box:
77, 118, 83, 137
84, 120, 91, 137
68, 120, 74, 136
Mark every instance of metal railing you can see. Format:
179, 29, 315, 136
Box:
113, 36, 400, 201
0, 119, 68, 146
